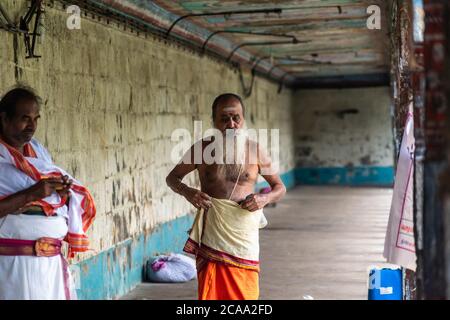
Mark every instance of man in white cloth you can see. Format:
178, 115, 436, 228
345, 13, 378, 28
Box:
0, 86, 96, 300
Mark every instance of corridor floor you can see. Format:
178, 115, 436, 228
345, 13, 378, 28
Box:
121, 186, 395, 300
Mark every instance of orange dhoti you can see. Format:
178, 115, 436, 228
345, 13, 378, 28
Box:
183, 198, 265, 301
197, 258, 259, 300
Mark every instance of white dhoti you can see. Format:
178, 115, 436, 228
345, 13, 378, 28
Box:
0, 137, 95, 300
0, 214, 77, 300
184, 197, 265, 271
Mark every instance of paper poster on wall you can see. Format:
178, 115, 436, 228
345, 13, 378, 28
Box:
383, 104, 416, 271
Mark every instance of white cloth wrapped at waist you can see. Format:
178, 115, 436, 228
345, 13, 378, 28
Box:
0, 214, 77, 300
188, 197, 265, 262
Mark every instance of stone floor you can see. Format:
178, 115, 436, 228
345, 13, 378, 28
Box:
121, 186, 396, 300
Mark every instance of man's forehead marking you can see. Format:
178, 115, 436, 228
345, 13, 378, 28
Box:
219, 105, 241, 113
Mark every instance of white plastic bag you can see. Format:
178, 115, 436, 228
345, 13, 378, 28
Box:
146, 253, 197, 283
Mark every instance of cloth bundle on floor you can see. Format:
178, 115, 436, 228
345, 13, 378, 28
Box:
146, 253, 197, 283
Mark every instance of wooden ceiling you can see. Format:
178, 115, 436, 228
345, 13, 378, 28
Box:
86, 0, 391, 87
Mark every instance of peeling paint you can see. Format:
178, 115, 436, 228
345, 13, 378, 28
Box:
294, 87, 394, 172
76, 214, 194, 300
360, 155, 370, 165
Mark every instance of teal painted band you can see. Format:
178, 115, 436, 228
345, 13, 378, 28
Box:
295, 166, 394, 186
75, 214, 193, 300
255, 169, 297, 191
256, 166, 394, 190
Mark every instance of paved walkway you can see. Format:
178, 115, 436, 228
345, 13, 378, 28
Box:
121, 186, 395, 300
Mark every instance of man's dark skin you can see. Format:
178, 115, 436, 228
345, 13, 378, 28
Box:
0, 97, 72, 219
166, 96, 286, 212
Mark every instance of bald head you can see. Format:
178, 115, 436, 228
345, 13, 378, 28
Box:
211, 93, 245, 132
212, 93, 245, 120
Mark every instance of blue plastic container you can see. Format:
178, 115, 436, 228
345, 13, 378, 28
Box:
368, 267, 403, 300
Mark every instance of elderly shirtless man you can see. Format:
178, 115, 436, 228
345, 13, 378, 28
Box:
166, 93, 286, 300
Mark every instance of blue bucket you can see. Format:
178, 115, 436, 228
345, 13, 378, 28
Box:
368, 267, 403, 300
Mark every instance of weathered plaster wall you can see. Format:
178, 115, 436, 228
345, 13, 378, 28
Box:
0, 1, 295, 298
293, 87, 395, 185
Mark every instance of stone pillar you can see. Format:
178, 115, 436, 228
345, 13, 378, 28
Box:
390, 0, 418, 299
418, 0, 448, 299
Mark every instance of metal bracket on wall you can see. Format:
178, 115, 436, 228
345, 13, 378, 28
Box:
20, 0, 44, 59
238, 65, 255, 98
201, 30, 297, 53
267, 58, 333, 78
165, 8, 282, 39
251, 55, 272, 71
277, 72, 295, 94
226, 39, 304, 63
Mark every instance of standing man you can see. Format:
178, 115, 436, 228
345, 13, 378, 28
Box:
0, 86, 96, 299
166, 93, 286, 300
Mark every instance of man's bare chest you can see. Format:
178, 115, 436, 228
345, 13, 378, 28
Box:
199, 164, 259, 184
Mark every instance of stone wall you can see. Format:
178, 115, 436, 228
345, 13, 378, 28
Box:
293, 87, 395, 185
0, 0, 295, 298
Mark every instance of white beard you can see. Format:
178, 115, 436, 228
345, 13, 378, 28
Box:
217, 129, 248, 180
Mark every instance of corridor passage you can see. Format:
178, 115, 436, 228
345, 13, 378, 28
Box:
122, 186, 395, 300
